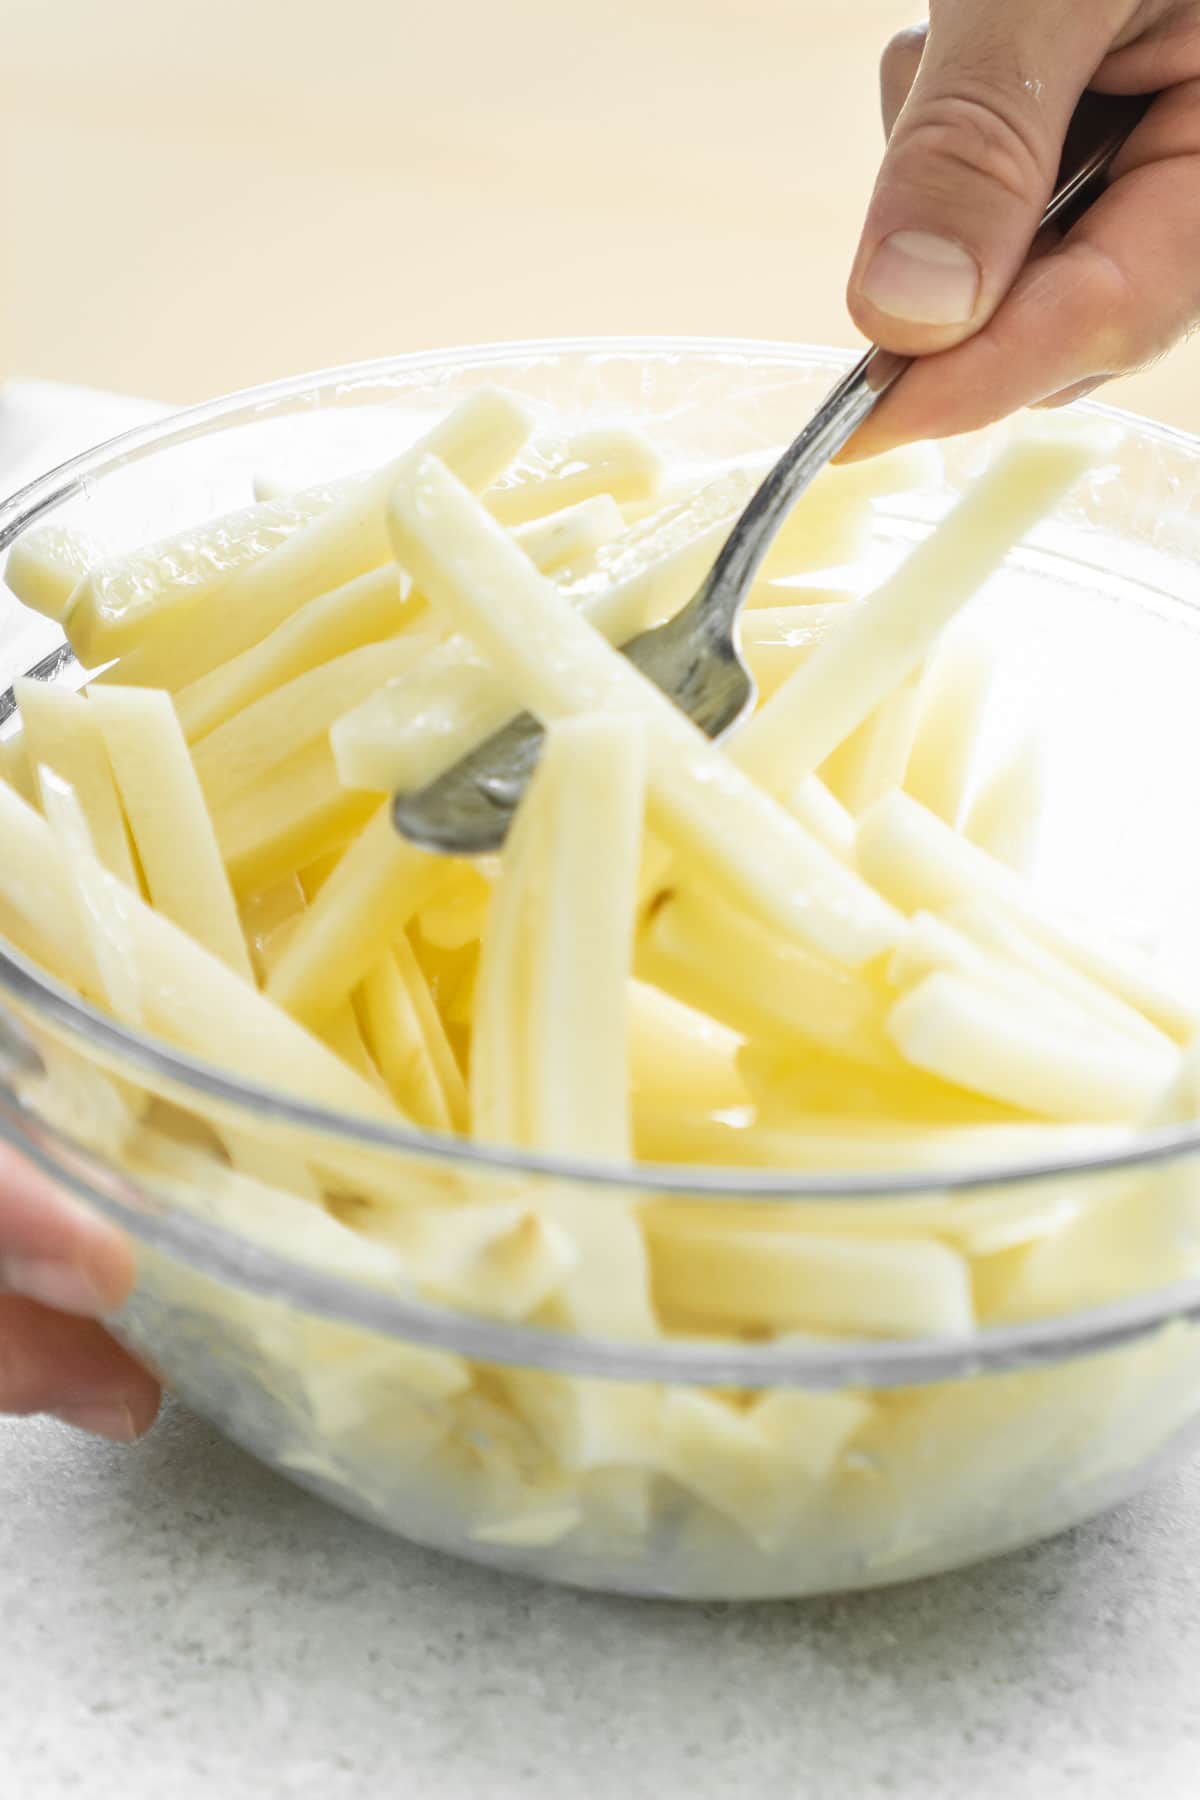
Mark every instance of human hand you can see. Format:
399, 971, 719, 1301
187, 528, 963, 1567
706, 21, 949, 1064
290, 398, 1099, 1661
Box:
843, 2, 1200, 457
0, 1143, 160, 1440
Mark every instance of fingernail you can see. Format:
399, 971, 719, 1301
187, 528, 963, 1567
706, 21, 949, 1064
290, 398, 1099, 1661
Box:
860, 230, 980, 325
1, 1255, 107, 1316
53, 1400, 139, 1442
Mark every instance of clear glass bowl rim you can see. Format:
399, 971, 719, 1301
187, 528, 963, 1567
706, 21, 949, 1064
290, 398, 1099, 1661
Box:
4, 334, 1200, 1387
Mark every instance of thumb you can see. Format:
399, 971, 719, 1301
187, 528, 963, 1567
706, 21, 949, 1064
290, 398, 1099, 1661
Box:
847, 0, 1129, 353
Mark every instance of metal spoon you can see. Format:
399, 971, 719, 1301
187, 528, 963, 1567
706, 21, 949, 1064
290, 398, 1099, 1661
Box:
393, 91, 1151, 856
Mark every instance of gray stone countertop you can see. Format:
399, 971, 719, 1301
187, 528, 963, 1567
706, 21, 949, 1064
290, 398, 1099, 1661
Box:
2, 1402, 1198, 1799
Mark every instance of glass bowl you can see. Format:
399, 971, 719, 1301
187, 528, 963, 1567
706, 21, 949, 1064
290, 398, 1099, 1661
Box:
4, 338, 1200, 1602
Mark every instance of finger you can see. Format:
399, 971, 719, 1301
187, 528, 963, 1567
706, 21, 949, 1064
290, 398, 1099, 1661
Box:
1031, 377, 1108, 411
0, 1141, 135, 1316
881, 24, 927, 139
0, 1294, 160, 1440
840, 83, 1200, 458
847, 0, 1130, 354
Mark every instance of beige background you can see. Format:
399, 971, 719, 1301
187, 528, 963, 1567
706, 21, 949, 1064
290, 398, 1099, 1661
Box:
3, 0, 1197, 425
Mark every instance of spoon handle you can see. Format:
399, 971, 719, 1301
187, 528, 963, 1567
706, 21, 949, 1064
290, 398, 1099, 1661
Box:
695, 90, 1153, 637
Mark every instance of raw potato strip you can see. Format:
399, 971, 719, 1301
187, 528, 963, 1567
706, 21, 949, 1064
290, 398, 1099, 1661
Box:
5, 524, 107, 620
16, 678, 137, 885
240, 874, 307, 981
319, 1003, 390, 1095
638, 886, 895, 1069
500, 735, 658, 1340
386, 455, 901, 968
738, 600, 855, 700
510, 495, 625, 572
628, 981, 746, 1114
659, 1387, 871, 1551
174, 566, 413, 742
647, 1213, 974, 1338
635, 1111, 1118, 1173
215, 739, 376, 897
731, 431, 1101, 800
416, 864, 493, 950
88, 685, 253, 981
331, 471, 757, 796
0, 781, 395, 1121
964, 734, 1045, 874
0, 732, 36, 804
785, 773, 856, 860
38, 771, 144, 1024
469, 772, 543, 1145
522, 716, 644, 1159
887, 911, 1171, 1055
819, 668, 923, 816
485, 425, 662, 525
67, 485, 346, 663
191, 632, 439, 811
857, 789, 1200, 1041
888, 970, 1177, 1122
93, 388, 534, 689
358, 938, 467, 1131
265, 805, 445, 1027
943, 896, 1172, 1053
738, 1041, 1022, 1128
904, 635, 995, 826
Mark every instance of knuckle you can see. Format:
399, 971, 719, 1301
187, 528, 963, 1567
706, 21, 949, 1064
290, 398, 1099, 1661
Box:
894, 90, 1052, 210
880, 23, 927, 85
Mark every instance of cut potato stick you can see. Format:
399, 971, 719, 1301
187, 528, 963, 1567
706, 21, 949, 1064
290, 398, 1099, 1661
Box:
0, 779, 398, 1121
942, 896, 1173, 1054
265, 805, 444, 1027
67, 485, 345, 665
88, 685, 252, 981
89, 387, 533, 689
331, 472, 755, 796
738, 601, 856, 700
174, 566, 413, 742
0, 732, 36, 805
784, 772, 856, 860
635, 1109, 1117, 1172
647, 1215, 974, 1338
38, 770, 144, 1024
494, 716, 656, 1336
638, 885, 895, 1068
857, 789, 1199, 1041
393, 932, 468, 1115
357, 939, 467, 1131
739, 1040, 1022, 1127
888, 970, 1177, 1122
511, 494, 625, 572
223, 1129, 322, 1203
485, 425, 662, 525
5, 524, 107, 621
239, 875, 307, 982
522, 716, 644, 1159
887, 910, 1168, 1054
469, 770, 543, 1146
16, 678, 138, 886
318, 1002, 390, 1096
820, 667, 923, 816
191, 632, 439, 811
964, 733, 1045, 874
214, 739, 376, 897
628, 981, 746, 1115
731, 430, 1100, 799
387, 454, 901, 967
904, 634, 995, 826
416, 864, 493, 951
